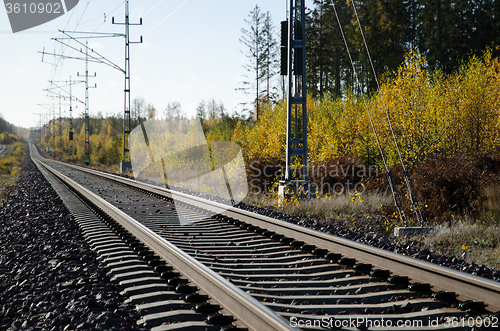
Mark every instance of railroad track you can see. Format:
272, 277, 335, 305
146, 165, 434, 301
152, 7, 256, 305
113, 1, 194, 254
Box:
30, 143, 500, 331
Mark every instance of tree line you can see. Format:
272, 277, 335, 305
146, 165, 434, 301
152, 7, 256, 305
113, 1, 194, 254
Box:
306, 0, 500, 98
239, 1, 500, 108
234, 49, 500, 168
39, 97, 236, 168
0, 113, 30, 142
38, 0, 500, 168
0, 114, 16, 136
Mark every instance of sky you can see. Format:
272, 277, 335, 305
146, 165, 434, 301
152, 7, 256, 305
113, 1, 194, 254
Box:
0, 0, 313, 129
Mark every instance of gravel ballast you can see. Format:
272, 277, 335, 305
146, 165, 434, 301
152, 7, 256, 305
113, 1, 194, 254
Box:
134, 174, 500, 284
0, 158, 143, 331
236, 202, 500, 282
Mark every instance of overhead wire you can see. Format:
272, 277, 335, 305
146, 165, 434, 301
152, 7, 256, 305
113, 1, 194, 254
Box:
49, 1, 126, 89
54, 0, 123, 69
144, 0, 189, 35
48, 0, 93, 86
143, 0, 165, 17
41, 0, 120, 131
44, 0, 102, 126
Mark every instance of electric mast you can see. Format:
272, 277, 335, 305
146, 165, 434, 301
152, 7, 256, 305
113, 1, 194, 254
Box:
77, 41, 97, 165
113, 0, 143, 173
279, 0, 314, 200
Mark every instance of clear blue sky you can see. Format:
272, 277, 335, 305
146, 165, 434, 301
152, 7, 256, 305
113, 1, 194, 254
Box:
0, 0, 313, 129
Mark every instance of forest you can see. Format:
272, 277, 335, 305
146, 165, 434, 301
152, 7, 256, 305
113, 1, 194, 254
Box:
235, 0, 500, 110
0, 116, 15, 138
306, 0, 500, 98
235, 50, 500, 167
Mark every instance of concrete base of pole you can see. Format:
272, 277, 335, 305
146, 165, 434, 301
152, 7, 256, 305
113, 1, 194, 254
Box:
120, 161, 133, 174
278, 180, 316, 205
394, 227, 433, 237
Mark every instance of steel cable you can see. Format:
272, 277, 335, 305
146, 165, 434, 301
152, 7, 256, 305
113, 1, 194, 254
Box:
350, 1, 424, 226
330, 0, 408, 225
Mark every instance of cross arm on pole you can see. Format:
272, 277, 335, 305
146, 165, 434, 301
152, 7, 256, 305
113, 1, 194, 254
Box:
46, 80, 85, 104
112, 17, 143, 26
50, 30, 126, 73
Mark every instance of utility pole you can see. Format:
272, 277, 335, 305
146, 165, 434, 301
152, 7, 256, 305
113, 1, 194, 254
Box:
44, 13, 141, 169
45, 78, 84, 158
77, 41, 97, 165
279, 0, 314, 200
36, 104, 54, 145
43, 38, 97, 164
32, 112, 44, 141
52, 102, 55, 143
58, 95, 62, 159
113, 1, 143, 173
45, 94, 65, 158
69, 76, 74, 156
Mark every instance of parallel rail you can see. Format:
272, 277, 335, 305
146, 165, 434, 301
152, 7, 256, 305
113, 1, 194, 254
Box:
31, 144, 500, 331
32, 148, 296, 331
42, 156, 500, 311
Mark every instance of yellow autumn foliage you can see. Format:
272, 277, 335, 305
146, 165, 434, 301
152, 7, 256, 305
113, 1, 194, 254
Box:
237, 49, 500, 167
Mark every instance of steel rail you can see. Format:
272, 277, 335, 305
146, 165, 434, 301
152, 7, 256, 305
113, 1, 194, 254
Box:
34, 154, 500, 313
33, 157, 298, 331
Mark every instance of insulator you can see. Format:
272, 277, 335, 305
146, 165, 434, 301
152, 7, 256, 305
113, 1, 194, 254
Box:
280, 47, 288, 76
281, 21, 288, 47
294, 48, 303, 76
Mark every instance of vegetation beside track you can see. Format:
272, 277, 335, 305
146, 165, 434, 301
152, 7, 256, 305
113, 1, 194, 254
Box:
236, 50, 500, 222
412, 215, 500, 271
242, 149, 500, 271
235, 49, 500, 166
0, 133, 27, 202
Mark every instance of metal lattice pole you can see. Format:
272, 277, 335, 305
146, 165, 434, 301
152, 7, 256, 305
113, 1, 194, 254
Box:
113, 0, 142, 173
69, 76, 73, 156
77, 41, 97, 165
44, 78, 85, 158
279, 0, 313, 200
45, 19, 141, 168
58, 94, 62, 160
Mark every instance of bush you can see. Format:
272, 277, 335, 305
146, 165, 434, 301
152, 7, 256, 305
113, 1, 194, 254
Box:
237, 49, 500, 169
410, 149, 500, 222
310, 157, 373, 195
0, 132, 18, 145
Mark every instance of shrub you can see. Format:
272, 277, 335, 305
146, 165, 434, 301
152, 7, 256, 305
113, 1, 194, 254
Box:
0, 132, 18, 145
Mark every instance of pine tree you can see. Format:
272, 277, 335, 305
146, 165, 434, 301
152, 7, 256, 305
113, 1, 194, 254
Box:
196, 100, 206, 120
146, 104, 157, 120
207, 99, 218, 120
262, 12, 278, 102
237, 5, 268, 120
307, 0, 352, 97
132, 97, 145, 127
165, 102, 183, 120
